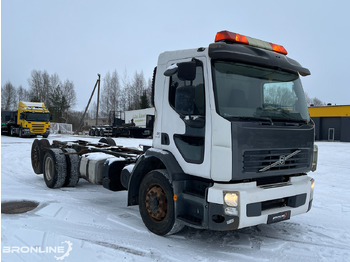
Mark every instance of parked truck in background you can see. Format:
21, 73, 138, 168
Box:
31, 30, 318, 236
1, 101, 50, 138
89, 108, 155, 138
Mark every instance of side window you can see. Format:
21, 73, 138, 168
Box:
169, 61, 205, 116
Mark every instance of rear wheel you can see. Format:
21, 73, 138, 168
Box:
10, 126, 15, 136
19, 128, 24, 138
99, 137, 116, 146
138, 169, 184, 236
31, 139, 51, 174
62, 148, 80, 187
43, 148, 67, 188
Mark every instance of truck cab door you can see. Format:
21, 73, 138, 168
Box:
160, 58, 211, 179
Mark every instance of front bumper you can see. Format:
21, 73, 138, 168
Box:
207, 175, 313, 230
30, 128, 50, 136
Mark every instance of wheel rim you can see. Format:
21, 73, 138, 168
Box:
145, 185, 168, 221
44, 156, 54, 181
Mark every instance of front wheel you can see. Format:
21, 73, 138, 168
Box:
138, 169, 184, 236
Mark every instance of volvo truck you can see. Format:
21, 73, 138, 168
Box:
31, 30, 317, 236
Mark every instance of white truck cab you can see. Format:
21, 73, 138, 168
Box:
127, 31, 317, 235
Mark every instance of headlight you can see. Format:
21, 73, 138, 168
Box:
224, 192, 239, 207
224, 192, 239, 216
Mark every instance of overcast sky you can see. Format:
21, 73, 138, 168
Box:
2, 0, 349, 110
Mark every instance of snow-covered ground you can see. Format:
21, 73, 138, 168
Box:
1, 135, 350, 262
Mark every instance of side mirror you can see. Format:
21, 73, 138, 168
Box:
163, 61, 196, 81
164, 64, 178, 77
178, 61, 196, 81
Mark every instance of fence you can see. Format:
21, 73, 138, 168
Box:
50, 122, 73, 134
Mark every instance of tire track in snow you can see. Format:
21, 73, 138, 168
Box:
79, 238, 148, 257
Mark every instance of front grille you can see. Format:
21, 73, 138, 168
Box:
243, 149, 309, 173
32, 124, 45, 133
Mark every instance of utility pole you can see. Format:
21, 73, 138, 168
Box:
96, 74, 101, 126
79, 74, 101, 130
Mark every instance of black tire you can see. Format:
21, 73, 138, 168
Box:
43, 148, 67, 188
106, 137, 116, 146
89, 129, 93, 136
99, 137, 116, 146
19, 128, 23, 138
31, 139, 51, 174
139, 169, 184, 236
100, 130, 105, 137
90, 129, 95, 136
62, 148, 80, 187
10, 126, 15, 136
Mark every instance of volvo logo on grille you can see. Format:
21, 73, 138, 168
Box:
259, 150, 301, 172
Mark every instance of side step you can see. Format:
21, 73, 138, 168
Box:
176, 192, 208, 229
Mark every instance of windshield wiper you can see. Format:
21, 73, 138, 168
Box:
260, 107, 308, 125
275, 118, 309, 125
227, 116, 273, 125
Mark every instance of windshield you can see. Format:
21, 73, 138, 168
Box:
25, 112, 50, 122
212, 61, 310, 123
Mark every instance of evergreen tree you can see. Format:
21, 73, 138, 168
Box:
140, 91, 150, 109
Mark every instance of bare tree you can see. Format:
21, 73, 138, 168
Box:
28, 70, 52, 107
17, 85, 30, 102
110, 70, 120, 111
28, 70, 76, 117
101, 72, 112, 117
66, 110, 84, 131
88, 101, 98, 119
61, 79, 76, 108
50, 73, 61, 97
42, 71, 51, 106
305, 92, 325, 106
304, 92, 312, 106
119, 69, 131, 111
1, 82, 18, 110
311, 97, 325, 106
101, 70, 121, 117
125, 71, 146, 110
28, 70, 43, 102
